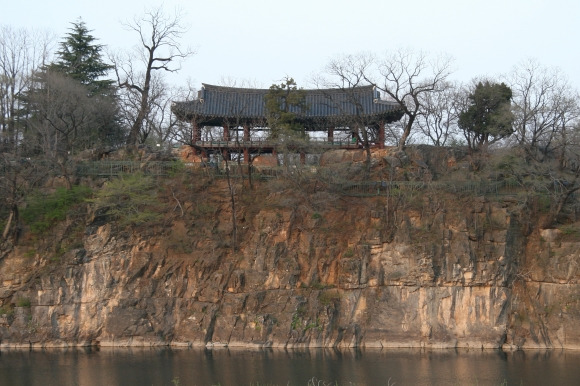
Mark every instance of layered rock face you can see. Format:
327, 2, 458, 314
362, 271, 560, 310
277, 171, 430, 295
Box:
1, 154, 579, 350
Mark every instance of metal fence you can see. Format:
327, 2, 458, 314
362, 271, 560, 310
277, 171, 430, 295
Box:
331, 179, 523, 197
75, 161, 184, 177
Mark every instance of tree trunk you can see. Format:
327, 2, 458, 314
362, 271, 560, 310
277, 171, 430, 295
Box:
126, 95, 148, 147
2, 211, 14, 240
223, 155, 238, 251
397, 117, 414, 151
547, 185, 580, 226
125, 57, 153, 147
2, 205, 18, 241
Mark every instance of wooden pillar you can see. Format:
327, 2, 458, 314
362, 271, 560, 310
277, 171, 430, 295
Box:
192, 121, 201, 143
191, 120, 200, 155
272, 148, 278, 166
300, 151, 306, 165
222, 124, 230, 160
243, 124, 250, 163
223, 124, 230, 141
327, 127, 334, 144
378, 121, 385, 149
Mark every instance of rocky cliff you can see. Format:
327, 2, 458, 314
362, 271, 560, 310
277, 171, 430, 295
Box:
1, 147, 579, 349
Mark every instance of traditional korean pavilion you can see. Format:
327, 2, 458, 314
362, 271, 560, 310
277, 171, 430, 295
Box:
171, 84, 403, 160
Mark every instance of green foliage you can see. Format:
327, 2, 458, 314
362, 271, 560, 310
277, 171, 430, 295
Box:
265, 77, 309, 139
310, 281, 326, 290
89, 173, 164, 226
319, 290, 341, 306
36, 19, 123, 149
167, 160, 187, 177
458, 81, 514, 149
24, 249, 36, 258
343, 247, 354, 258
536, 193, 552, 213
291, 312, 301, 330
0, 305, 14, 316
304, 318, 323, 332
291, 305, 322, 332
21, 185, 92, 234
558, 223, 580, 241
16, 298, 31, 308
291, 304, 308, 330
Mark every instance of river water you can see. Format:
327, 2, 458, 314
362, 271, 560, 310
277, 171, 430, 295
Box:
0, 347, 579, 386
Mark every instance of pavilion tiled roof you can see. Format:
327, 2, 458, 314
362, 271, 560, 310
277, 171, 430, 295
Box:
172, 84, 403, 127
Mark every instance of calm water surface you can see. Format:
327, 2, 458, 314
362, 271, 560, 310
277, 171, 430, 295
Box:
0, 347, 579, 386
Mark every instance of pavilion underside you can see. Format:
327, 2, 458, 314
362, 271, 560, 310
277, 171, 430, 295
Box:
171, 83, 403, 160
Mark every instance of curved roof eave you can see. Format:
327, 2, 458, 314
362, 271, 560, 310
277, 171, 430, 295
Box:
171, 84, 402, 124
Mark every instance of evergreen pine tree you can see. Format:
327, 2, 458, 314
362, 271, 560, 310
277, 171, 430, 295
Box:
265, 77, 308, 139
458, 81, 514, 150
49, 19, 114, 95
22, 19, 124, 151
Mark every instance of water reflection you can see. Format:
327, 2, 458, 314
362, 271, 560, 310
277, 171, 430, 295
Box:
0, 347, 579, 385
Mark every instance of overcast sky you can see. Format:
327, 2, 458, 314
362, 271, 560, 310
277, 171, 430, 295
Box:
3, 0, 580, 91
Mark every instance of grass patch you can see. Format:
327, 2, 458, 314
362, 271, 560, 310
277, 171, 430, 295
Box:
558, 223, 580, 241
0, 305, 14, 317
319, 290, 341, 306
16, 298, 31, 308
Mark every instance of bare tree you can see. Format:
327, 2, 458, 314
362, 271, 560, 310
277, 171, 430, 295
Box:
507, 59, 580, 158
0, 25, 54, 153
319, 53, 383, 171
323, 53, 373, 90
415, 81, 461, 146
116, 71, 180, 146
149, 81, 197, 147
372, 48, 453, 150
25, 70, 116, 187
111, 6, 195, 147
555, 100, 580, 170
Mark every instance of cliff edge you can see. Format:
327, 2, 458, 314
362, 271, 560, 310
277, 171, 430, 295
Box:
1, 146, 579, 349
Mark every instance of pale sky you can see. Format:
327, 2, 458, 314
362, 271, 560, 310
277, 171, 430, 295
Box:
3, 0, 580, 90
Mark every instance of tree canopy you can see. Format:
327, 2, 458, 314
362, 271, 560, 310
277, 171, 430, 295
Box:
264, 77, 308, 139
23, 19, 122, 155
458, 81, 514, 150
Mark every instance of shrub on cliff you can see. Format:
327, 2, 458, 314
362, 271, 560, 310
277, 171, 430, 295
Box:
21, 185, 92, 234
89, 173, 164, 226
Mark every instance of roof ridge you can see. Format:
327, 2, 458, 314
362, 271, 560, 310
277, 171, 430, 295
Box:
201, 83, 376, 94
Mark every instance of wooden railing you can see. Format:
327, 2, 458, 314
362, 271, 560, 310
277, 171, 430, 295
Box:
194, 138, 362, 149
